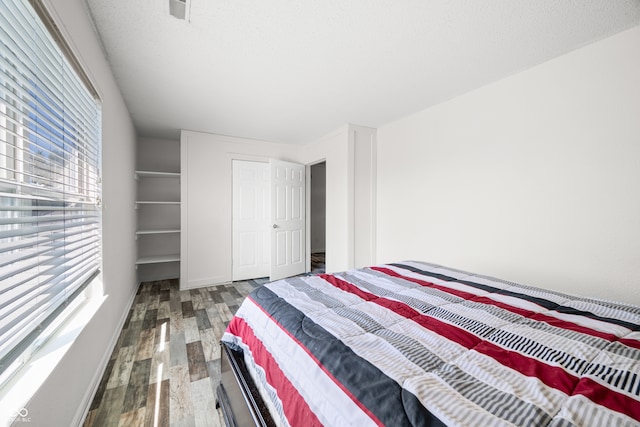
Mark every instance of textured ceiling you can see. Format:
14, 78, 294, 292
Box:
86, 0, 640, 144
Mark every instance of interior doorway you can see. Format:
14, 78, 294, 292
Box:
309, 162, 326, 274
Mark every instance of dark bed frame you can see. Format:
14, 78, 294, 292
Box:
216, 342, 276, 427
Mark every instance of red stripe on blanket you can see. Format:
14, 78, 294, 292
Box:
618, 337, 640, 350
321, 273, 579, 396
529, 313, 619, 342
474, 341, 576, 395
372, 266, 622, 342
233, 297, 386, 427
227, 316, 324, 427
573, 377, 640, 423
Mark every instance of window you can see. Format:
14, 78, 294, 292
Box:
0, 0, 101, 377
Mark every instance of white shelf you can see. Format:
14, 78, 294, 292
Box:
135, 200, 180, 205
136, 229, 180, 235
136, 254, 180, 265
135, 170, 180, 179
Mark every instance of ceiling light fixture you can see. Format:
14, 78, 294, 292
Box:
169, 0, 191, 21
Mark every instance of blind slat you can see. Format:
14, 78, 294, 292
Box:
0, 222, 99, 253
0, 233, 99, 273
1, 244, 99, 305
0, 212, 98, 225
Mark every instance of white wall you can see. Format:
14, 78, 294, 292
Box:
180, 131, 299, 288
21, 1, 138, 425
377, 25, 640, 305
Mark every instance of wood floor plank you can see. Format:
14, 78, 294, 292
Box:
90, 385, 127, 427
215, 303, 234, 323
144, 379, 170, 427
169, 365, 194, 426
131, 302, 147, 322
155, 318, 171, 347
159, 289, 171, 303
220, 291, 236, 308
142, 308, 159, 330
207, 308, 227, 338
234, 281, 257, 295
170, 297, 183, 315
181, 300, 195, 318
123, 358, 152, 413
158, 300, 171, 320
122, 320, 143, 348
119, 407, 146, 426
184, 316, 200, 344
186, 341, 208, 382
171, 307, 185, 335
199, 329, 220, 362
190, 377, 220, 427
194, 309, 212, 331
190, 290, 206, 311
107, 346, 136, 389
209, 288, 225, 304
205, 360, 221, 392
225, 286, 243, 301
169, 330, 188, 367
147, 293, 161, 311
149, 347, 170, 384
136, 328, 156, 361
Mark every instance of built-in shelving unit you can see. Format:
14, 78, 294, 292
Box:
135, 138, 181, 283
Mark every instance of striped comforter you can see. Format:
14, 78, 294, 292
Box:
221, 261, 640, 426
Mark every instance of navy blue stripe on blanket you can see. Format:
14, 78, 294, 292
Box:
389, 263, 640, 331
250, 285, 447, 427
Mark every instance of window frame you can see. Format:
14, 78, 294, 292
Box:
0, 0, 103, 384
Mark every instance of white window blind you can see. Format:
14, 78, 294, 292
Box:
0, 0, 101, 375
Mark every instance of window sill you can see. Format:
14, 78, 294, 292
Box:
0, 278, 107, 425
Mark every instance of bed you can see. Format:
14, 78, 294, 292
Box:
217, 261, 640, 426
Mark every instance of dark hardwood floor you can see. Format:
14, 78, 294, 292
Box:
83, 277, 266, 427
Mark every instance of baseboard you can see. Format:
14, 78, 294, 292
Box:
71, 282, 140, 426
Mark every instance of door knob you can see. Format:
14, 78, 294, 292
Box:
272, 224, 279, 229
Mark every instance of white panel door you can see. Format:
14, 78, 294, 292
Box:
232, 160, 270, 281
270, 159, 306, 281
